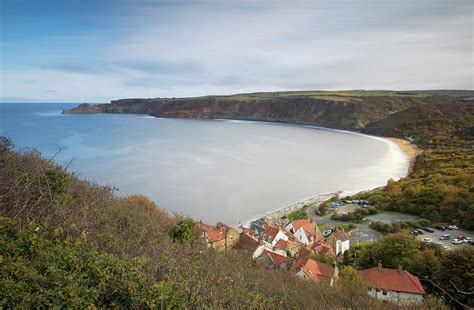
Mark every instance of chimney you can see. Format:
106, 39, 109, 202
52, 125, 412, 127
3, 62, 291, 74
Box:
309, 218, 313, 223
378, 260, 382, 272
398, 265, 403, 273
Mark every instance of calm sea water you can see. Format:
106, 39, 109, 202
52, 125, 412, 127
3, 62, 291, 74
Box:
0, 102, 409, 225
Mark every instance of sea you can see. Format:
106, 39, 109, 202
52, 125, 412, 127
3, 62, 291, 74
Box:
0, 102, 409, 225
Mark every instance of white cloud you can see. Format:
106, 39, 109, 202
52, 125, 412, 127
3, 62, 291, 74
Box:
1, 0, 472, 102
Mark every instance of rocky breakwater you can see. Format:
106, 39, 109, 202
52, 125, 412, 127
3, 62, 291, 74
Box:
257, 192, 340, 227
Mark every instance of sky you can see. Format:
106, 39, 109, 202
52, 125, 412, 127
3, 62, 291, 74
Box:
0, 0, 473, 102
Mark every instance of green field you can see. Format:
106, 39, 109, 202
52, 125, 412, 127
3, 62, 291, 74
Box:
212, 89, 436, 102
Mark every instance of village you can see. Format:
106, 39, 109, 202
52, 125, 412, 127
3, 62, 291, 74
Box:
197, 215, 426, 305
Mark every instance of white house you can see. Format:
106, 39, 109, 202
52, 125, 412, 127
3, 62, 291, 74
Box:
271, 230, 289, 247
359, 263, 425, 304
285, 219, 323, 245
326, 231, 350, 256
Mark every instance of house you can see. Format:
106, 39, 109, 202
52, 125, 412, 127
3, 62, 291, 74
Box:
197, 221, 240, 251
233, 232, 259, 252
326, 230, 350, 256
359, 262, 425, 304
271, 229, 290, 247
285, 219, 323, 245
295, 258, 338, 285
257, 249, 292, 270
306, 239, 333, 256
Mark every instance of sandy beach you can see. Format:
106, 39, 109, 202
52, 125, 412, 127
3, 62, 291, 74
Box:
387, 138, 421, 174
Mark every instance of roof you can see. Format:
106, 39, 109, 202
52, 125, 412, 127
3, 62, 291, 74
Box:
290, 219, 313, 232
299, 222, 324, 241
291, 258, 306, 272
326, 231, 350, 250
262, 249, 290, 266
274, 239, 288, 251
265, 224, 279, 240
327, 231, 349, 243
359, 268, 425, 295
308, 240, 333, 255
302, 259, 334, 283
233, 232, 259, 251
198, 222, 230, 243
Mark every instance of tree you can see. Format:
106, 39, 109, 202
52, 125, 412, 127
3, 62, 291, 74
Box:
171, 218, 198, 246
435, 247, 474, 307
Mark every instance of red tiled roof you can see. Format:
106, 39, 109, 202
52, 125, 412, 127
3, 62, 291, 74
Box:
266, 250, 290, 266
291, 258, 306, 272
303, 259, 334, 283
359, 268, 425, 295
291, 219, 313, 231
233, 232, 258, 251
289, 219, 324, 242
327, 231, 350, 246
265, 225, 279, 240
308, 240, 333, 255
198, 222, 229, 243
274, 239, 288, 251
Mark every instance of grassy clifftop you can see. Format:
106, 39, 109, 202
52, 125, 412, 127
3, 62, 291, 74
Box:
64, 90, 470, 130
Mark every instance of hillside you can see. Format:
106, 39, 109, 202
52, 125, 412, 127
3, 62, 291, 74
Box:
64, 91, 469, 130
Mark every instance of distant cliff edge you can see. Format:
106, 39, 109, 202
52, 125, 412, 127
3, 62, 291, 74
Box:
63, 90, 473, 134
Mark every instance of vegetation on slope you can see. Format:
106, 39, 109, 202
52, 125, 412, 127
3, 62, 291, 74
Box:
359, 103, 474, 229
0, 137, 386, 309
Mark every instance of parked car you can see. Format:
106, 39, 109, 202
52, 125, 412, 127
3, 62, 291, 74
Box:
422, 238, 432, 243
452, 239, 463, 245
322, 230, 332, 237
435, 226, 446, 231
422, 227, 435, 233
463, 237, 472, 243
416, 229, 425, 235
439, 234, 451, 240
330, 226, 336, 232
412, 230, 420, 236
448, 225, 459, 230
443, 245, 450, 250
457, 236, 466, 240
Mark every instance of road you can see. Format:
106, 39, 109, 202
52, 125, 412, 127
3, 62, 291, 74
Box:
307, 204, 382, 244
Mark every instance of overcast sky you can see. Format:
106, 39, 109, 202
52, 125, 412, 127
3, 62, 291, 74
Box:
1, 0, 473, 102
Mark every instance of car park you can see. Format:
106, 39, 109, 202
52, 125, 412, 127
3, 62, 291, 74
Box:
439, 234, 451, 240
422, 238, 432, 243
452, 239, 463, 245
422, 227, 435, 233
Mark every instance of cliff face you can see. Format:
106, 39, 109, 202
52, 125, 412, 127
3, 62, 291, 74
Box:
63, 95, 464, 131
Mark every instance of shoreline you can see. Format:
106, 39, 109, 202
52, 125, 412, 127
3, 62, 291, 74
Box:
386, 137, 421, 174
249, 135, 419, 227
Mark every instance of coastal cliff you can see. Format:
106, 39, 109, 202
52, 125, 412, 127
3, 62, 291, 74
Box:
64, 91, 468, 132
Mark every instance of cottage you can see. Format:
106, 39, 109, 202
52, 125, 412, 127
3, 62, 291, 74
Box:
295, 258, 338, 285
255, 248, 292, 270
233, 232, 259, 252
285, 219, 323, 245
197, 221, 240, 251
359, 262, 425, 304
326, 230, 350, 256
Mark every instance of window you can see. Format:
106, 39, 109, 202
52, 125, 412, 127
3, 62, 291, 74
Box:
383, 290, 387, 296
